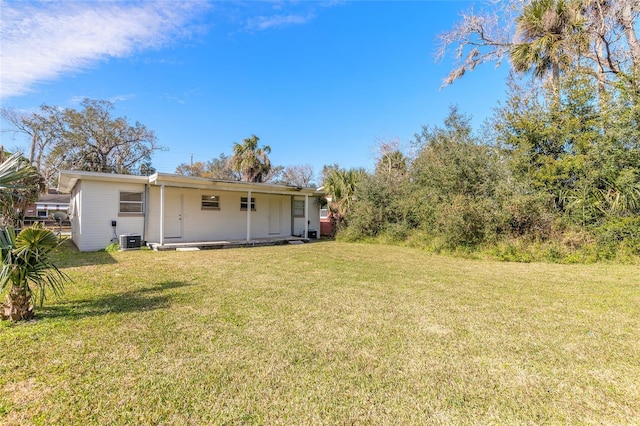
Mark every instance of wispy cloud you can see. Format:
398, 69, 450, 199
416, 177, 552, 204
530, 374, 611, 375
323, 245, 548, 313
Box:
245, 13, 315, 32
69, 94, 135, 105
239, 0, 343, 33
0, 0, 207, 99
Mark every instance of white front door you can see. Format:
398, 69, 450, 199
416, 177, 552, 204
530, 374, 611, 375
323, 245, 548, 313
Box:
164, 192, 183, 239
269, 198, 281, 235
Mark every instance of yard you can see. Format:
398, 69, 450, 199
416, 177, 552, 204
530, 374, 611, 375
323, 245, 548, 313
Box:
1, 241, 638, 425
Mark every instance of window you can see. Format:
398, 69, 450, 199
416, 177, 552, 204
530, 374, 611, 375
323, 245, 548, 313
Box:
293, 200, 305, 217
320, 208, 329, 219
201, 195, 220, 210
240, 197, 255, 211
119, 191, 144, 214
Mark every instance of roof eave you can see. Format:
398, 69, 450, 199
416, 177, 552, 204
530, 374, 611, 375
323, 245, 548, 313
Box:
57, 170, 150, 193
57, 170, 325, 196
150, 172, 323, 195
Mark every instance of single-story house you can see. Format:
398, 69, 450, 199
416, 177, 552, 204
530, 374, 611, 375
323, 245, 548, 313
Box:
57, 170, 323, 252
23, 190, 70, 219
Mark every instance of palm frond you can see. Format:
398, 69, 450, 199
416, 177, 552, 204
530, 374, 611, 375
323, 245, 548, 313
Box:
0, 224, 70, 308
0, 152, 39, 190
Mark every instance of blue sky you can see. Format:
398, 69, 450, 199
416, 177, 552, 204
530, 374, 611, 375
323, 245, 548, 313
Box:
0, 0, 510, 180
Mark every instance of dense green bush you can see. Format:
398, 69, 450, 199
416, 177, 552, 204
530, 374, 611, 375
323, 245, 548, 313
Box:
500, 193, 555, 239
435, 196, 493, 249
329, 75, 639, 262
594, 216, 640, 256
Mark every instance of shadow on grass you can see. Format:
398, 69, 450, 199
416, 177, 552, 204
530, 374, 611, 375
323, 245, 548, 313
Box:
52, 240, 119, 268
40, 281, 193, 321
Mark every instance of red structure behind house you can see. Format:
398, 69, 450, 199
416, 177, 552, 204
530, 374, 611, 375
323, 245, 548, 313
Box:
320, 207, 336, 237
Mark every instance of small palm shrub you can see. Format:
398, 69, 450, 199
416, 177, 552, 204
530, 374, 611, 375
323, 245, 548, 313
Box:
1, 224, 70, 321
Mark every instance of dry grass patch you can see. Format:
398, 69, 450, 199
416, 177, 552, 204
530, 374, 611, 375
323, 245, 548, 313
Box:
1, 241, 638, 424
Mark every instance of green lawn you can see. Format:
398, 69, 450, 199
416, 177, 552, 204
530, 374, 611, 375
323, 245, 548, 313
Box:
1, 241, 638, 425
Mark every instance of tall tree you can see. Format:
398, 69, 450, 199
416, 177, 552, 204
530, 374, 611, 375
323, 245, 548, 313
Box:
436, 0, 524, 86
1, 105, 60, 174
319, 163, 341, 187
345, 143, 411, 239
510, 0, 586, 91
412, 106, 500, 203
2, 100, 163, 184
373, 138, 407, 184
494, 69, 640, 227
175, 161, 209, 177
206, 153, 240, 181
175, 153, 239, 180
280, 164, 315, 187
52, 99, 162, 175
438, 0, 639, 90
262, 165, 285, 184
584, 0, 640, 78
230, 135, 272, 183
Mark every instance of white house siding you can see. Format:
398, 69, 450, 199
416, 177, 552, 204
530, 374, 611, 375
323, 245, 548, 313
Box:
70, 182, 82, 250
292, 195, 321, 238
73, 180, 146, 251
59, 170, 323, 250
145, 187, 294, 243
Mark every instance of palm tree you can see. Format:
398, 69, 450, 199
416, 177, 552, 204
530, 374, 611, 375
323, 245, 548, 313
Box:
1, 150, 43, 228
510, 0, 586, 92
230, 135, 272, 182
595, 175, 640, 217
1, 224, 69, 321
322, 168, 364, 229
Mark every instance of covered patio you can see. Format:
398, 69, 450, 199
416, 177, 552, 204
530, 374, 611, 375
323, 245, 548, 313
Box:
148, 173, 322, 249
147, 235, 312, 251
57, 170, 323, 252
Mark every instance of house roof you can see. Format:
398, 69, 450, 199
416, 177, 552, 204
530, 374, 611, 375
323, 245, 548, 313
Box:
37, 193, 70, 204
57, 170, 149, 193
57, 170, 322, 196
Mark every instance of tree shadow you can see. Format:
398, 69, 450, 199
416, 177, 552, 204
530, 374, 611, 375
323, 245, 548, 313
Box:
52, 240, 119, 268
39, 281, 194, 321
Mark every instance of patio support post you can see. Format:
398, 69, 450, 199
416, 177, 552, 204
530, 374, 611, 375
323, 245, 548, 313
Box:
160, 184, 165, 246
246, 190, 252, 242
304, 195, 309, 239
142, 184, 149, 244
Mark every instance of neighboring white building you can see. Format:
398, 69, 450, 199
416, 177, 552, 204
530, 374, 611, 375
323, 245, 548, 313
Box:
57, 170, 322, 252
23, 191, 70, 219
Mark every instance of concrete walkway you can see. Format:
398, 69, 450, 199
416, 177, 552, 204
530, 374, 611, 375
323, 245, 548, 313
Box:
146, 236, 311, 251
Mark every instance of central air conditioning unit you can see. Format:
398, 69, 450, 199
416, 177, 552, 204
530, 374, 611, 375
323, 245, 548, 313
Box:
119, 234, 142, 250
